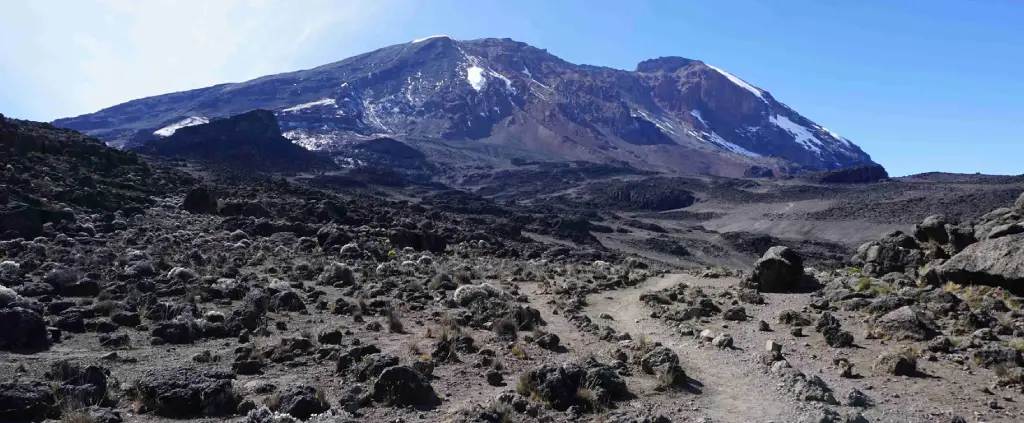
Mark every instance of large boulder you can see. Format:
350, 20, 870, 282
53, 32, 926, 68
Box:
0, 307, 50, 351
743, 246, 804, 292
518, 360, 630, 412
0, 379, 54, 422
371, 366, 439, 408
854, 231, 924, 277
275, 385, 329, 420
937, 233, 1024, 295
131, 368, 237, 418
388, 228, 447, 253
47, 361, 111, 407
872, 306, 937, 341
182, 187, 219, 215
912, 214, 949, 245
0, 203, 45, 240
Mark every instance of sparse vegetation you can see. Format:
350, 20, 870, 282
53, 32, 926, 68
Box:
387, 308, 404, 333
511, 342, 529, 360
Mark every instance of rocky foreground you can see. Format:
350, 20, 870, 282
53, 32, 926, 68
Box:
3, 113, 1024, 422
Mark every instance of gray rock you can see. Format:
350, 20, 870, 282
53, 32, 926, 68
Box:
640, 346, 680, 374
971, 346, 1023, 368
0, 378, 54, 422
872, 353, 916, 376
873, 306, 936, 341
371, 366, 439, 408
778, 309, 812, 326
855, 231, 924, 277
132, 367, 238, 417
938, 233, 1024, 295
722, 306, 747, 321
711, 333, 734, 348
353, 353, 399, 382
276, 385, 329, 420
845, 388, 872, 407
743, 246, 805, 292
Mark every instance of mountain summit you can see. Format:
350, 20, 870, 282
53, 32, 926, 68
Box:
53, 37, 875, 176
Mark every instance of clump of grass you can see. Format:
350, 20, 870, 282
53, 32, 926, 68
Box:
439, 313, 462, 338
60, 406, 95, 423
387, 308, 404, 334
634, 333, 654, 357
516, 373, 532, 396
869, 284, 893, 295
574, 379, 608, 413
855, 278, 872, 292
454, 270, 473, 285
406, 341, 422, 356
511, 342, 529, 360
943, 281, 963, 292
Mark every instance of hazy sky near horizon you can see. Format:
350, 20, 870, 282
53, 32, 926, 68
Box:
1, 0, 1021, 176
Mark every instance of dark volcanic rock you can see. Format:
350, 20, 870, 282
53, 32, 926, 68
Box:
182, 186, 219, 215
371, 366, 440, 408
584, 178, 696, 211
0, 379, 54, 422
0, 307, 50, 351
132, 367, 237, 418
743, 165, 775, 178
743, 246, 805, 292
801, 164, 889, 184
276, 385, 330, 419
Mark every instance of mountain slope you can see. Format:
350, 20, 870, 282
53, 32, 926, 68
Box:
133, 109, 338, 173
53, 37, 876, 176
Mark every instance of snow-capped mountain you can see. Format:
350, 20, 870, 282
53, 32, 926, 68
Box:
53, 37, 875, 176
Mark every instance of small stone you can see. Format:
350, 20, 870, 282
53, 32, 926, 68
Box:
791, 327, 803, 337
766, 340, 782, 354
486, 370, 503, 386
758, 320, 770, 331
699, 329, 715, 342
712, 333, 733, 348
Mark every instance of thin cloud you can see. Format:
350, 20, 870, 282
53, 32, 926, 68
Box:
0, 0, 402, 120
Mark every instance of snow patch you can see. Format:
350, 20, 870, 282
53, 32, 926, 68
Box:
770, 115, 824, 154
284, 129, 340, 151
690, 109, 707, 127
707, 64, 766, 103
154, 116, 208, 137
815, 124, 854, 146
467, 66, 487, 91
703, 131, 761, 158
521, 66, 531, 77
634, 109, 676, 134
282, 98, 337, 113
411, 35, 454, 44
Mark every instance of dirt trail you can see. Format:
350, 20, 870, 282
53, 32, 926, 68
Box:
584, 273, 801, 422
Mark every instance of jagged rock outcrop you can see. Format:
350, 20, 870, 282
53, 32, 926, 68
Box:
133, 110, 338, 173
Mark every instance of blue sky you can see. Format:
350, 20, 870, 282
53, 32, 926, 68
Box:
1, 0, 1021, 176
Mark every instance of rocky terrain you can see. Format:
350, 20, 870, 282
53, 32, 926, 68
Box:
5, 97, 1024, 423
